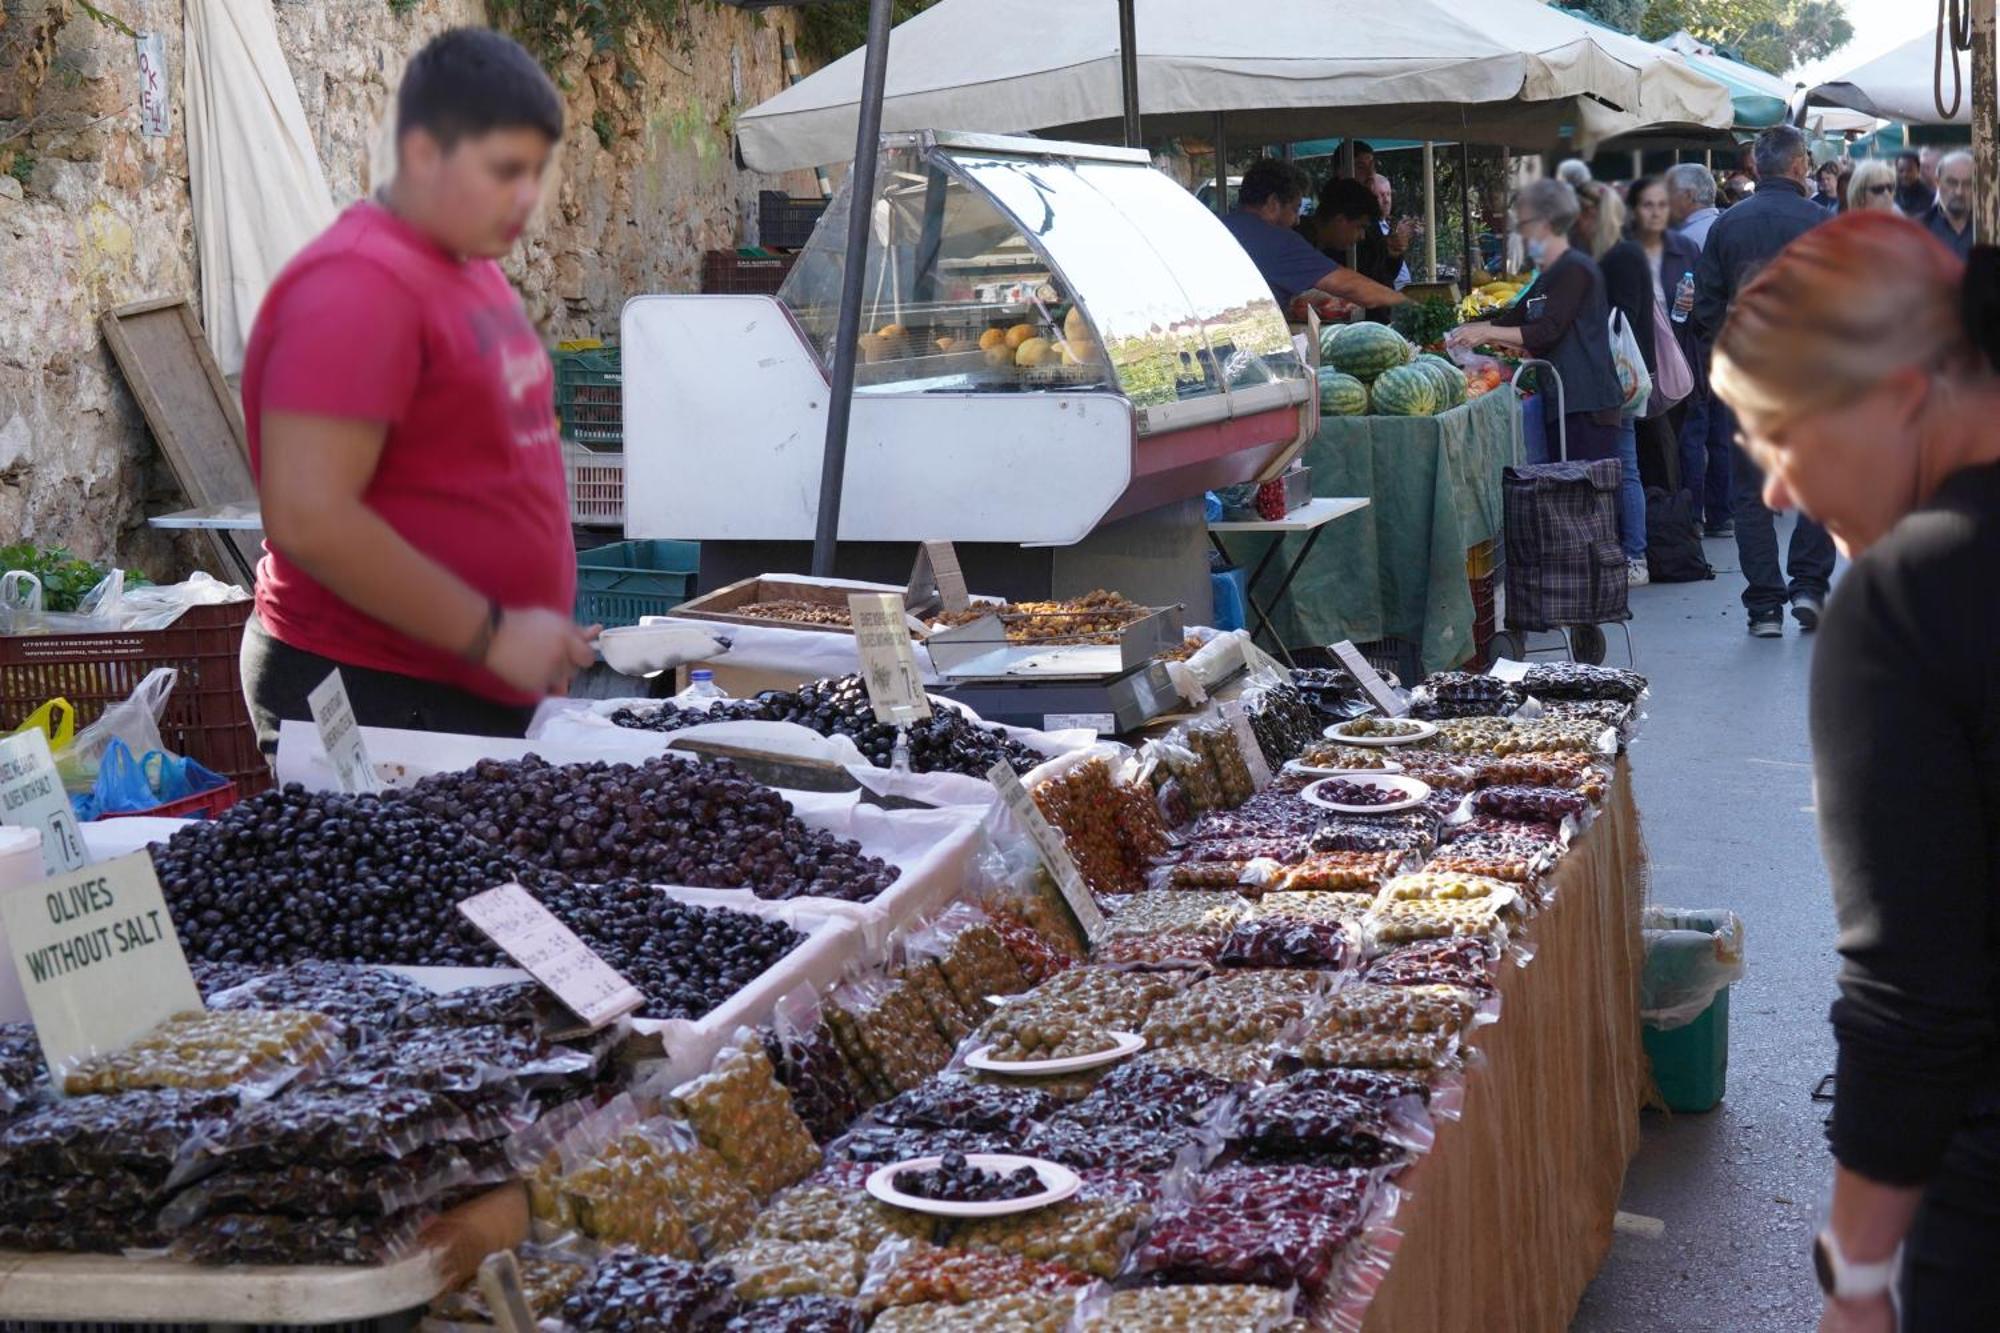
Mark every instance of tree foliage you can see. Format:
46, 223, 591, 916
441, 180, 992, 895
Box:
1569, 0, 1855, 75
796, 0, 940, 66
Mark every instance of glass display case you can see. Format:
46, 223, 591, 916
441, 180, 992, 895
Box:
777, 132, 1308, 435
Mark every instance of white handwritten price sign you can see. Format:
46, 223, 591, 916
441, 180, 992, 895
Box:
457, 883, 644, 1029
848, 593, 933, 726
307, 670, 383, 794
0, 729, 88, 876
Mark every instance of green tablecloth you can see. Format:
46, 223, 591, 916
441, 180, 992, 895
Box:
1227, 388, 1519, 674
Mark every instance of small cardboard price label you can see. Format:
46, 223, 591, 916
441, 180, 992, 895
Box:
1489, 658, 1531, 683
906, 541, 970, 615
0, 729, 89, 876
848, 593, 934, 726
1220, 700, 1274, 789
307, 670, 382, 794
0, 852, 200, 1075
1330, 640, 1408, 717
988, 760, 1102, 934
457, 883, 644, 1029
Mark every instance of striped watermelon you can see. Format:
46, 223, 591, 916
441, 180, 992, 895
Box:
1318, 368, 1369, 416
1370, 364, 1439, 417
1328, 323, 1413, 380
1415, 355, 1468, 409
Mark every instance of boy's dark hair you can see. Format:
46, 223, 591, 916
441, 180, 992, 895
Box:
397, 28, 563, 150
1238, 158, 1309, 210
1895, 150, 1921, 166
1317, 176, 1382, 223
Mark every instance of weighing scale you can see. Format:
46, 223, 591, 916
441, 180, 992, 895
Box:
925, 606, 1187, 735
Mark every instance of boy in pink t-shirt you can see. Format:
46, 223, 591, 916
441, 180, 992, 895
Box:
239, 27, 595, 752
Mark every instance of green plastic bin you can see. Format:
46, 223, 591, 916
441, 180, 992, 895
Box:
1640, 907, 1746, 1113
575, 540, 699, 629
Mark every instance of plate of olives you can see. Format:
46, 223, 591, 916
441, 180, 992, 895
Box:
866, 1151, 1081, 1217
963, 1029, 1146, 1075
1322, 717, 1438, 747
1301, 774, 1431, 814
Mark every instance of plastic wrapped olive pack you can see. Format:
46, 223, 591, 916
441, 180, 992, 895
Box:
0, 1086, 236, 1185
713, 1238, 866, 1302
172, 1207, 435, 1267
1470, 783, 1593, 824
973, 968, 1182, 1063
1520, 662, 1648, 704
60, 1009, 344, 1097
950, 1174, 1154, 1279
865, 1077, 1057, 1136
897, 958, 978, 1046
1362, 937, 1501, 993
1091, 890, 1247, 954
1142, 969, 1329, 1049
1226, 1071, 1431, 1169
1365, 897, 1511, 948
1123, 1164, 1380, 1297
1023, 1117, 1210, 1175
1410, 670, 1527, 720
825, 976, 957, 1102
193, 1084, 526, 1173
750, 1181, 934, 1254
1216, 914, 1354, 970
1307, 810, 1441, 857
210, 961, 428, 1038
164, 1141, 510, 1228
860, 1238, 1090, 1314
1079, 1282, 1298, 1330
319, 1023, 599, 1102
559, 1250, 738, 1330
0, 1022, 45, 1113
1376, 871, 1519, 909
716, 1295, 863, 1333
669, 1036, 822, 1200
762, 996, 865, 1141
1060, 1059, 1237, 1133
867, 1290, 1077, 1333
909, 905, 1030, 1018
1031, 756, 1169, 898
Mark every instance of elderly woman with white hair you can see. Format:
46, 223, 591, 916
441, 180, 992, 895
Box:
1847, 159, 1899, 214
1449, 178, 1626, 463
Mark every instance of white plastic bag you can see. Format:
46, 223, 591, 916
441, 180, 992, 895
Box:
54, 667, 178, 792
1608, 309, 1652, 419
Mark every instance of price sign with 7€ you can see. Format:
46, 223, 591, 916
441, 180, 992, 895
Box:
848, 593, 933, 727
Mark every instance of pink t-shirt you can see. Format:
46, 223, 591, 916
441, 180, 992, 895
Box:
241, 201, 575, 705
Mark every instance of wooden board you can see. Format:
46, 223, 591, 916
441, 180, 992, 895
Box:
100, 297, 262, 587
0, 1183, 528, 1323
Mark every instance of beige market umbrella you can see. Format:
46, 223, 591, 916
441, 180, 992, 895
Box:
1809, 26, 1990, 126
738, 0, 1729, 171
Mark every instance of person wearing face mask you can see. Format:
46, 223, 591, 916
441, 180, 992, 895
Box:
1449, 178, 1624, 462
1692, 124, 1833, 638
1711, 213, 2000, 1333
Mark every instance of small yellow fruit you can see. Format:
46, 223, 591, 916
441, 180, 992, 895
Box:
978, 328, 1007, 351
1063, 307, 1091, 345
1015, 337, 1054, 368
1004, 323, 1038, 350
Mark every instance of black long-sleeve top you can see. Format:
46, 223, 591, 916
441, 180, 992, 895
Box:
1490, 247, 1622, 420
1813, 461, 2000, 1185
1691, 177, 1825, 342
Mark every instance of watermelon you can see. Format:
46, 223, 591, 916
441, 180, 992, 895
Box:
1370, 364, 1439, 417
1414, 354, 1467, 409
1317, 368, 1369, 416
1327, 323, 1412, 380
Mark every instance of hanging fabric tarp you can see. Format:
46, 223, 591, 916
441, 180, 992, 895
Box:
184, 0, 336, 375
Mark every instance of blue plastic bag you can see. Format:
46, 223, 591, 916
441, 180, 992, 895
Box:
78, 738, 161, 819
144, 750, 226, 803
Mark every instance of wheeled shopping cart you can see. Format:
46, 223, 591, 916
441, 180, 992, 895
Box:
1488, 360, 1636, 667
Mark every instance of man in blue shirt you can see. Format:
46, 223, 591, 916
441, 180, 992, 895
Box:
1218, 158, 1404, 312
1920, 150, 1974, 260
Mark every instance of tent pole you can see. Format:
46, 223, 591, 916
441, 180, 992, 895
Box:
1117, 0, 1141, 148
1459, 139, 1476, 294
1422, 141, 1437, 283
1974, 0, 1998, 242
1213, 112, 1228, 213
780, 29, 834, 199
810, 0, 894, 579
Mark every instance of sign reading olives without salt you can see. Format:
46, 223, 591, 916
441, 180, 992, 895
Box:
1220, 700, 1274, 790
307, 669, 383, 794
1330, 640, 1409, 717
848, 593, 934, 727
0, 729, 89, 876
0, 851, 201, 1076
457, 883, 644, 1029
987, 760, 1102, 935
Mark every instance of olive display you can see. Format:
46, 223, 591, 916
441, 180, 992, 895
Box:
1271, 851, 1405, 892
1541, 698, 1638, 731
0, 1022, 45, 1111
891, 1152, 1046, 1203
671, 1040, 822, 1199
867, 1079, 1057, 1135
1471, 784, 1592, 822
718, 1295, 863, 1333
399, 755, 899, 900
862, 1241, 1089, 1311
1031, 758, 1169, 897
1317, 778, 1404, 807
1366, 897, 1511, 945
1088, 1284, 1297, 1328
714, 1239, 865, 1301
1307, 810, 1441, 856
1378, 871, 1517, 905
559, 1251, 738, 1330
60, 1009, 343, 1096
1363, 938, 1501, 992
209, 961, 427, 1037
867, 1291, 1076, 1333
762, 1021, 864, 1144
1022, 1118, 1205, 1174
1520, 662, 1648, 703
1059, 1060, 1235, 1132
1411, 671, 1527, 720
1467, 753, 1609, 796
951, 1182, 1152, 1278
149, 786, 810, 1021
1245, 683, 1320, 770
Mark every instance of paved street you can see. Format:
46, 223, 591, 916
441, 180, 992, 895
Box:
1572, 522, 1841, 1332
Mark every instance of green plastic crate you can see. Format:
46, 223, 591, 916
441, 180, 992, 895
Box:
575, 540, 699, 629
555, 348, 621, 450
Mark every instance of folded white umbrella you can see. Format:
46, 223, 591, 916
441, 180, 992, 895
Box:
1811, 26, 1988, 126
738, 0, 1728, 171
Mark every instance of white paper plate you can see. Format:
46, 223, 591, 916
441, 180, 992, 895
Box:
963, 1030, 1146, 1074
1301, 774, 1431, 814
1321, 719, 1439, 747
865, 1154, 1082, 1218
1285, 758, 1404, 779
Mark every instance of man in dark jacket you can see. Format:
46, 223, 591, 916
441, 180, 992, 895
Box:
1692, 124, 1835, 639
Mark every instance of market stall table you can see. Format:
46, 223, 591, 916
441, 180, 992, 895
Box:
1207, 496, 1370, 667
1364, 757, 1647, 1332
1244, 388, 1518, 675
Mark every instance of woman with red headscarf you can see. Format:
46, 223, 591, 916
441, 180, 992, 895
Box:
1713, 212, 2000, 1332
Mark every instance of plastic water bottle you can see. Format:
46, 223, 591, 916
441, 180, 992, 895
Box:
680, 669, 727, 701
1671, 272, 1695, 325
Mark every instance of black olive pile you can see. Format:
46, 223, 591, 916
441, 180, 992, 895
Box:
398, 754, 899, 902
1318, 779, 1402, 808
1247, 685, 1319, 768
612, 675, 1044, 777
891, 1150, 1046, 1203
149, 786, 808, 1021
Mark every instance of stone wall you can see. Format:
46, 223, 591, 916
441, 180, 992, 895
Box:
0, 0, 818, 574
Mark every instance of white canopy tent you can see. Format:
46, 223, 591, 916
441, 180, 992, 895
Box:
1809, 26, 1990, 126
738, 0, 1732, 172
